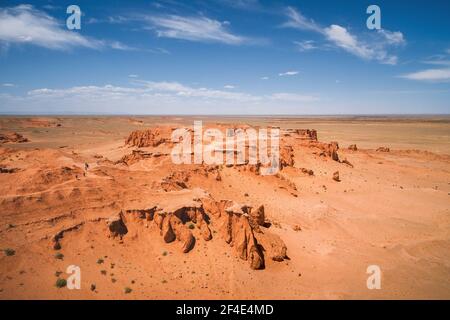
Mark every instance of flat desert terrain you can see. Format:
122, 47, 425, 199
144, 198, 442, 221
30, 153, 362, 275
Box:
0, 115, 449, 299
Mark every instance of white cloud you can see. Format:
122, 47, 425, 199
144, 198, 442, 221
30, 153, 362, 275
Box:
147, 14, 246, 45
2, 83, 15, 87
279, 71, 299, 76
0, 5, 130, 51
399, 68, 450, 82
324, 25, 374, 60
422, 59, 450, 66
1, 80, 319, 114
283, 7, 403, 65
294, 40, 317, 52
109, 41, 137, 51
282, 7, 322, 33
224, 85, 235, 89
261, 76, 269, 80
378, 29, 405, 45
128, 74, 139, 78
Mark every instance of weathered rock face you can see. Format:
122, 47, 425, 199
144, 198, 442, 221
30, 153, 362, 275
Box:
116, 199, 210, 253
115, 150, 154, 166
283, 129, 317, 141
318, 141, 340, 161
107, 213, 128, 238
296, 129, 318, 141
125, 128, 170, 147
216, 201, 266, 269
255, 232, 288, 262
0, 132, 29, 144
280, 145, 295, 169
106, 193, 286, 270
248, 205, 265, 229
376, 147, 390, 152
161, 171, 190, 191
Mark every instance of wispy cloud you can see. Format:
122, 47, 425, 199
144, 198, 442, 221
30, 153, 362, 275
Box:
2, 83, 15, 87
399, 69, 450, 82
0, 5, 131, 51
378, 29, 405, 45
400, 51, 450, 82
283, 7, 404, 65
294, 40, 317, 52
279, 71, 299, 76
282, 7, 322, 33
422, 58, 450, 67
224, 84, 235, 89
26, 81, 318, 103
3, 80, 319, 114
219, 0, 261, 10
324, 24, 374, 60
147, 14, 246, 45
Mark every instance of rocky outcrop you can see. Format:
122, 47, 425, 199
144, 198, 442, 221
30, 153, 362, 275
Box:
333, 171, 340, 182
248, 205, 265, 229
280, 145, 295, 169
223, 204, 265, 269
208, 201, 266, 269
376, 147, 390, 152
107, 213, 128, 238
115, 150, 156, 166
322, 142, 340, 161
348, 144, 358, 151
0, 167, 19, 173
283, 129, 317, 141
0, 132, 28, 144
160, 171, 190, 191
341, 158, 353, 168
105, 192, 286, 270
255, 232, 288, 262
296, 129, 318, 141
125, 128, 171, 147
300, 168, 314, 176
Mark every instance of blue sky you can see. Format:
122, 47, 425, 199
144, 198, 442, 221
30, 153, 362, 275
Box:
0, 0, 449, 114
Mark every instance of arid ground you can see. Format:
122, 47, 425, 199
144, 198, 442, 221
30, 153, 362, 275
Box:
0, 115, 449, 299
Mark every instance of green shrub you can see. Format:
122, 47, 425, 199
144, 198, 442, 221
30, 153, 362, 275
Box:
4, 248, 15, 256
55, 278, 67, 288
97, 258, 104, 264
55, 253, 64, 260
188, 223, 195, 230
124, 287, 132, 294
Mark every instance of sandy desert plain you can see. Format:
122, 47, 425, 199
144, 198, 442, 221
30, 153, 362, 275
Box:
0, 115, 449, 300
